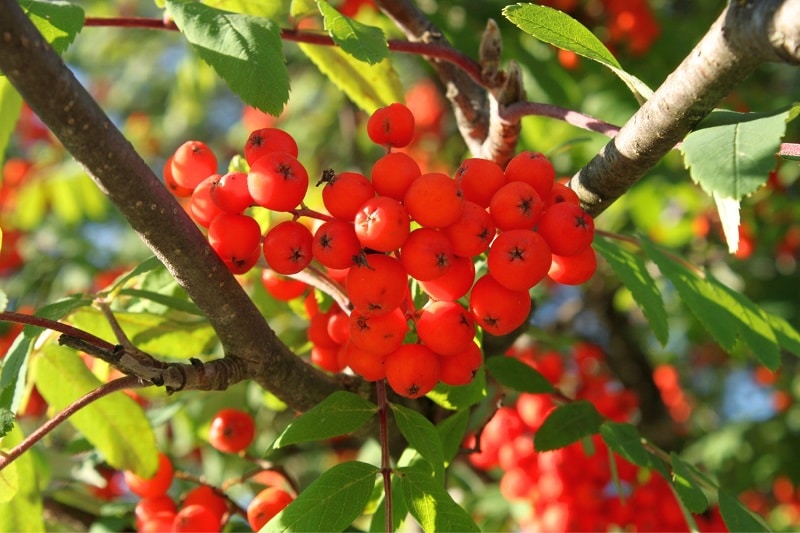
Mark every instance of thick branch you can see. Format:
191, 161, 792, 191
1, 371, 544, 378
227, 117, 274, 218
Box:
0, 0, 346, 411
569, 0, 800, 218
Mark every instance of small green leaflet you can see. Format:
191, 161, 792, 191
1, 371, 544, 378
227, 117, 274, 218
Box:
32, 344, 160, 476
502, 4, 653, 102
391, 403, 445, 476
599, 421, 651, 468
593, 235, 669, 346
0, 407, 14, 438
719, 491, 770, 533
533, 400, 603, 452
268, 391, 376, 451
670, 452, 708, 514
484, 355, 555, 394
0, 334, 33, 413
397, 462, 481, 533
263, 461, 379, 532
0, 425, 44, 532
317, 0, 388, 65
23, 0, 85, 55
166, 0, 289, 116
0, 80, 22, 170
0, 447, 19, 502
437, 409, 470, 465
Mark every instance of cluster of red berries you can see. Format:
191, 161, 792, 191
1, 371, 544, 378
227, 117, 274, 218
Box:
465, 342, 727, 532
123, 408, 294, 532
163, 102, 597, 399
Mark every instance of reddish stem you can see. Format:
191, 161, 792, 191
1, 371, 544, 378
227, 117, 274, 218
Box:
376, 379, 392, 533
0, 311, 117, 353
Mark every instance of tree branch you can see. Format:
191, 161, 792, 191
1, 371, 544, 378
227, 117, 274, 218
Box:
0, 0, 349, 411
569, 0, 800, 218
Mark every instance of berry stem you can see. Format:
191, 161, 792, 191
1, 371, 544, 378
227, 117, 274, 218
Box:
376, 379, 393, 533
0, 375, 145, 472
0, 311, 118, 353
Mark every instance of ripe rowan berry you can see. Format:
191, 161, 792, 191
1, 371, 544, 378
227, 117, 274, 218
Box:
342, 341, 387, 381
489, 181, 544, 231
247, 487, 295, 531
248, 151, 309, 212
123, 452, 174, 498
135, 495, 177, 529
170, 140, 218, 190
443, 200, 496, 257
370, 151, 421, 201
163, 154, 194, 198
262, 220, 313, 275
353, 196, 410, 252
326, 309, 350, 345
487, 229, 552, 291
312, 220, 362, 270
320, 170, 375, 221
403, 172, 463, 229
244, 127, 299, 164
546, 180, 581, 207
210, 171, 253, 214
348, 306, 408, 356
182, 485, 228, 525
548, 246, 597, 285
189, 175, 224, 228
438, 341, 483, 386
419, 255, 476, 302
469, 274, 532, 336
399, 228, 454, 281
537, 202, 595, 256
346, 253, 408, 315
308, 309, 340, 349
367, 103, 415, 148
415, 301, 475, 356
504, 150, 556, 200
260, 269, 308, 301
384, 343, 441, 399
208, 408, 256, 454
173, 504, 220, 532
455, 157, 506, 208
207, 213, 262, 264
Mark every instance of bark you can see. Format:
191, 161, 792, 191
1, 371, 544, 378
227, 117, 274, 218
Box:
0, 0, 349, 412
569, 0, 800, 218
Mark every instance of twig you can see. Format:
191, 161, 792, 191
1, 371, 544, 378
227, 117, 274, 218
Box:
376, 380, 392, 533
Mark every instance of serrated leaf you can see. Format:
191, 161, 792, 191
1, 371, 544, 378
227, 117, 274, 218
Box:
600, 421, 651, 468
534, 400, 603, 452
502, 4, 652, 102
317, 0, 388, 65
166, 0, 289, 116
0, 80, 23, 170
485, 355, 555, 394
670, 453, 708, 514
391, 403, 444, 475
104, 256, 164, 294
32, 344, 159, 476
594, 236, 669, 345
768, 313, 800, 359
298, 42, 404, 114
269, 391, 377, 451
0, 424, 44, 531
437, 409, 469, 465
263, 461, 379, 532
397, 462, 480, 533
0, 407, 13, 438
719, 490, 770, 532
24, 0, 85, 55
682, 108, 791, 200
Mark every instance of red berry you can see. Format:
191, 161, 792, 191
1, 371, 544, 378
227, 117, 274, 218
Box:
189, 175, 224, 228
419, 255, 476, 302
209, 408, 256, 454
469, 274, 531, 336
135, 495, 177, 528
487, 229, 552, 291
312, 220, 362, 270
370, 151, 421, 201
455, 157, 506, 208
173, 504, 220, 532
260, 269, 308, 301
348, 306, 408, 356
244, 127, 299, 164
546, 180, 581, 207
367, 103, 415, 148
489, 181, 544, 231
537, 202, 594, 256
321, 170, 375, 221
164, 154, 194, 197
353, 196, 410, 252
247, 487, 295, 531
170, 140, 218, 190
438, 341, 483, 386
399, 228, 454, 281
504, 151, 556, 200
384, 343, 441, 399
183, 485, 228, 525
262, 220, 313, 275
346, 253, 408, 315
210, 171, 253, 214
403, 172, 463, 229
416, 301, 475, 356
248, 151, 309, 212
342, 341, 387, 381
207, 213, 262, 264
443, 200, 496, 258
548, 246, 597, 285
123, 452, 174, 499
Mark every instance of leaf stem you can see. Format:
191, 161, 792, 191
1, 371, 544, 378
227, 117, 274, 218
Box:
0, 311, 117, 353
0, 375, 145, 472
376, 379, 392, 533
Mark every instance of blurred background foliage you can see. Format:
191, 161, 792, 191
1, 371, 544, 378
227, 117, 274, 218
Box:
2, 0, 800, 530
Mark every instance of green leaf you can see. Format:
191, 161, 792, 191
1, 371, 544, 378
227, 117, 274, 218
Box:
600, 422, 651, 468
0, 425, 44, 531
682, 108, 792, 200
117, 288, 204, 316
103, 256, 164, 294
269, 391, 377, 451
263, 461, 379, 532
594, 235, 669, 345
0, 334, 33, 413
397, 461, 480, 533
534, 400, 603, 452
391, 403, 445, 475
23, 0, 85, 55
317, 0, 388, 65
368, 474, 408, 532
502, 3, 652, 102
166, 0, 289, 116
0, 408, 13, 438
437, 409, 470, 465
767, 313, 800, 359
297, 42, 404, 114
719, 490, 770, 532
485, 355, 556, 394
426, 366, 486, 410
0, 79, 23, 169
670, 453, 708, 514
32, 344, 159, 476
0, 445, 19, 502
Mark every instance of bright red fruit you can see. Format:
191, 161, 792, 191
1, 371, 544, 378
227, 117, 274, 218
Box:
370, 151, 421, 201
123, 452, 174, 498
455, 157, 506, 208
367, 103, 415, 148
487, 229, 552, 291
207, 213, 262, 264
438, 341, 483, 386
312, 220, 362, 270
537, 202, 595, 256
210, 171, 253, 214
244, 127, 299, 164
170, 140, 218, 190
247, 487, 295, 531
548, 246, 597, 285
469, 274, 531, 336
321, 170, 375, 221
399, 228, 454, 281
173, 504, 220, 532
353, 196, 410, 252
346, 253, 408, 315
208, 408, 256, 454
415, 301, 475, 356
262, 220, 313, 275
403, 172, 463, 229
247, 151, 309, 212
504, 150, 556, 200
260, 269, 308, 301
384, 343, 441, 399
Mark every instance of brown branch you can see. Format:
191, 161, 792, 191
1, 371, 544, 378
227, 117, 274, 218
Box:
568, 0, 800, 218
0, 0, 348, 411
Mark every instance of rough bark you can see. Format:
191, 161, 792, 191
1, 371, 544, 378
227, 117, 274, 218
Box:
569, 0, 800, 218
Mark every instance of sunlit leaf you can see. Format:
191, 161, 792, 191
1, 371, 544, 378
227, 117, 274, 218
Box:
0, 425, 44, 531
398, 461, 480, 532
0, 80, 22, 170
317, 0, 388, 65
600, 421, 651, 468
534, 400, 603, 452
670, 452, 709, 514
426, 366, 486, 410
485, 355, 555, 394
23, 0, 85, 55
391, 403, 444, 475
